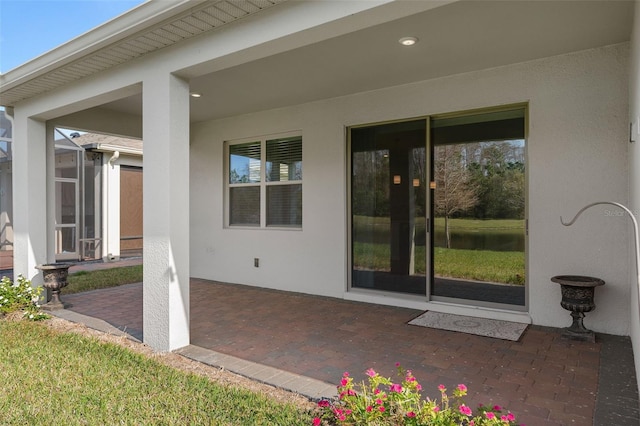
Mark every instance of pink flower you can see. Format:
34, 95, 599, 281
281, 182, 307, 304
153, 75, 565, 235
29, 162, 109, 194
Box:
343, 372, 349, 377
416, 384, 422, 391
433, 406, 440, 413
366, 368, 377, 377
438, 384, 446, 391
312, 417, 322, 426
376, 399, 383, 405
347, 389, 356, 396
493, 405, 502, 411
318, 400, 330, 408
406, 411, 416, 418
506, 412, 515, 421
457, 384, 467, 392
485, 412, 496, 420
390, 383, 403, 393
374, 389, 381, 395
395, 362, 401, 367
338, 414, 346, 421
501, 415, 508, 422
366, 406, 373, 412
340, 378, 349, 387
459, 404, 472, 416
379, 406, 385, 413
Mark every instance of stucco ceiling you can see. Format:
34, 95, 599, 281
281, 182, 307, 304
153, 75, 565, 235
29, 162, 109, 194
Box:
99, 0, 634, 123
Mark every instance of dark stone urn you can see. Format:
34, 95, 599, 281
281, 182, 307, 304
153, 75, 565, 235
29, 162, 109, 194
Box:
36, 263, 72, 310
551, 275, 604, 342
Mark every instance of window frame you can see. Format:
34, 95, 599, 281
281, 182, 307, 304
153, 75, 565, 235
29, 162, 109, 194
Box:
225, 131, 302, 229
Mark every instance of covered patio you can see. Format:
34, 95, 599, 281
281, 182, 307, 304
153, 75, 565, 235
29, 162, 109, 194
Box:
58, 270, 639, 426
3, 2, 640, 424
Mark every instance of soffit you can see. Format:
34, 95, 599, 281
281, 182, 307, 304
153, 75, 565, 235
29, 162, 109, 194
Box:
5, 0, 633, 124
180, 0, 633, 122
0, 0, 285, 107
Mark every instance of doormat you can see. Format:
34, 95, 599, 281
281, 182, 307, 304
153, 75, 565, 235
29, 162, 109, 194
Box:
408, 311, 528, 341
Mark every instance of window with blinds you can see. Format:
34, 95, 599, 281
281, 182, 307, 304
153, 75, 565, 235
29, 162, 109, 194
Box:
227, 134, 302, 228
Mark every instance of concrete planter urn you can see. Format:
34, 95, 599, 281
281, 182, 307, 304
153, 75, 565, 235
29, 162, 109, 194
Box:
551, 275, 604, 342
36, 263, 72, 310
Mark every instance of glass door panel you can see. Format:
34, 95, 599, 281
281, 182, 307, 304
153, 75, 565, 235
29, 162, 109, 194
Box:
430, 109, 526, 306
54, 133, 81, 261
53, 129, 105, 261
351, 120, 427, 295
82, 152, 102, 260
55, 180, 78, 257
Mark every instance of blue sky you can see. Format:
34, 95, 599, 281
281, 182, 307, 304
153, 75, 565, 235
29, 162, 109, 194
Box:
0, 0, 146, 73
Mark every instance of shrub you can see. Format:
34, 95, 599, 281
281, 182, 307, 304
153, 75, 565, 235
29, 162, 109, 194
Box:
313, 364, 519, 425
0, 275, 48, 321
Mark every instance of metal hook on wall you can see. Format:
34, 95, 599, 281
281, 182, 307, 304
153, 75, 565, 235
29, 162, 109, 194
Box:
560, 201, 640, 313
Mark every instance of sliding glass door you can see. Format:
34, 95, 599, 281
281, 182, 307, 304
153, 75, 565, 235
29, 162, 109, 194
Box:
349, 107, 526, 308
351, 120, 427, 295
430, 109, 526, 306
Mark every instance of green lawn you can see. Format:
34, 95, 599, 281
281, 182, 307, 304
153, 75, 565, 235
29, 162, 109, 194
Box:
0, 320, 312, 425
434, 247, 524, 285
353, 216, 525, 285
66, 265, 143, 294
353, 243, 524, 285
432, 217, 524, 230
353, 215, 524, 232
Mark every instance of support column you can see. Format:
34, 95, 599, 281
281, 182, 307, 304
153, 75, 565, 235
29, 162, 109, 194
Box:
142, 73, 190, 351
102, 152, 121, 262
12, 111, 48, 282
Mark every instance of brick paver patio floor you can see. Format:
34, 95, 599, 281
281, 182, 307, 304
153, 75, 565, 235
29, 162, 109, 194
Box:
62, 276, 639, 425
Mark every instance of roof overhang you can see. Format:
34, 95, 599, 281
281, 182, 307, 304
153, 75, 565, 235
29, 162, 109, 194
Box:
1, 0, 635, 124
84, 143, 143, 156
0, 0, 286, 107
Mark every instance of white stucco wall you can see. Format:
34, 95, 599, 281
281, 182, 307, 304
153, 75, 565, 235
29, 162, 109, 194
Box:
191, 43, 630, 335
12, 113, 48, 282
628, 0, 640, 396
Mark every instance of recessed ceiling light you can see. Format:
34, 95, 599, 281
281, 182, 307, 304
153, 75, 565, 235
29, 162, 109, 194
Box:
190, 92, 202, 98
399, 37, 418, 46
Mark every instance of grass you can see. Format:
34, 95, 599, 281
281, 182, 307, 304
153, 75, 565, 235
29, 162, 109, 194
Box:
353, 216, 524, 248
353, 243, 524, 285
353, 216, 525, 285
0, 320, 313, 425
354, 215, 523, 231
434, 247, 524, 285
66, 265, 143, 294
432, 217, 524, 230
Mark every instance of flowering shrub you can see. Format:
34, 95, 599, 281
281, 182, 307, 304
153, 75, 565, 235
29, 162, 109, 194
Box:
0, 275, 48, 321
313, 364, 520, 425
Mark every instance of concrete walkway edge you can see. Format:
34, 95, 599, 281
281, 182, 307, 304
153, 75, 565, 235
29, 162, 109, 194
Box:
176, 345, 337, 401
52, 309, 141, 342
